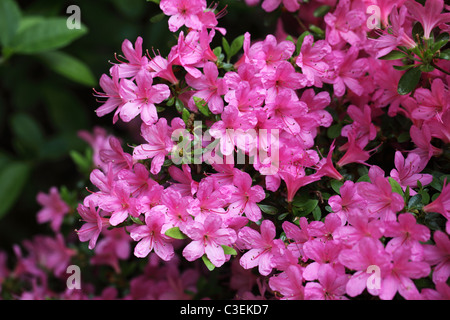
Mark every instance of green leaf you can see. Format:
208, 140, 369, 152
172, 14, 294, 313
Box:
389, 177, 404, 197
0, 0, 21, 47
432, 32, 449, 51
130, 215, 145, 225
393, 64, 415, 71
10, 113, 44, 155
309, 25, 325, 38
229, 34, 245, 60
408, 194, 423, 209
0, 162, 31, 220
397, 67, 421, 95
38, 51, 96, 86
419, 190, 430, 205
202, 255, 215, 271
327, 123, 342, 139
278, 212, 290, 220
379, 50, 407, 60
10, 17, 88, 54
397, 131, 410, 143
313, 5, 331, 18
182, 108, 190, 125
312, 206, 322, 221
293, 199, 319, 217
149, 12, 165, 23
70, 148, 93, 175
222, 37, 230, 60
330, 179, 344, 195
193, 96, 211, 116
439, 49, 450, 60
165, 226, 187, 239
295, 31, 311, 56
257, 204, 278, 215
221, 245, 237, 256
357, 174, 370, 182
175, 98, 185, 113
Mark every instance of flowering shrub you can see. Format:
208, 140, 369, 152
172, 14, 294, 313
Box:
1, 0, 449, 300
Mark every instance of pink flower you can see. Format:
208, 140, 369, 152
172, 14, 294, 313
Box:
315, 140, 343, 181
410, 124, 442, 168
167, 164, 199, 197
23, 234, 76, 278
133, 118, 174, 175
160, 0, 206, 32
238, 220, 281, 275
261, 0, 300, 12
296, 35, 332, 87
160, 189, 195, 233
302, 239, 344, 281
36, 187, 70, 232
130, 205, 175, 261
98, 180, 137, 226
227, 170, 266, 222
261, 61, 306, 101
336, 131, 375, 167
384, 213, 430, 261
304, 264, 348, 300
99, 136, 133, 176
328, 180, 365, 225
412, 78, 449, 122
338, 237, 391, 297
118, 163, 158, 198
119, 71, 170, 125
76, 201, 110, 250
186, 61, 227, 114
356, 166, 405, 221
390, 151, 433, 193
326, 47, 368, 97
423, 230, 450, 284
379, 247, 430, 300
268, 265, 305, 300
94, 65, 123, 123
341, 104, 377, 150
264, 89, 308, 135
324, 0, 366, 46
191, 177, 231, 223
115, 36, 149, 79
282, 218, 312, 259
423, 179, 450, 233
91, 228, 131, 273
405, 0, 450, 39
333, 210, 385, 247
279, 166, 322, 203
371, 5, 416, 58
246, 34, 295, 72
182, 214, 237, 267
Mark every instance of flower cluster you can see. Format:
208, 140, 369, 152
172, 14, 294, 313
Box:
1, 0, 449, 300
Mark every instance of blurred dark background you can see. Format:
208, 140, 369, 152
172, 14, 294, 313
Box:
0, 0, 278, 251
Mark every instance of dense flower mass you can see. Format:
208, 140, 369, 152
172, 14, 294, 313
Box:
1, 0, 449, 300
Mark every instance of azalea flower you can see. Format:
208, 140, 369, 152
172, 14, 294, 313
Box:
130, 205, 175, 261
182, 214, 237, 267
36, 187, 70, 232
405, 0, 450, 39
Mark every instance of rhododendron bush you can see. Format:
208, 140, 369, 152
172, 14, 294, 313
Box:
1, 0, 450, 300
